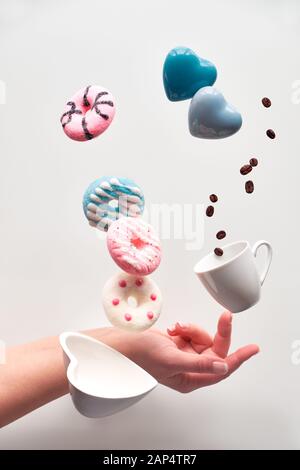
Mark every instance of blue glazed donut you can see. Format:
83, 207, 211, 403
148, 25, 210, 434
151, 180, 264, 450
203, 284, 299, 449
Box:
82, 176, 145, 231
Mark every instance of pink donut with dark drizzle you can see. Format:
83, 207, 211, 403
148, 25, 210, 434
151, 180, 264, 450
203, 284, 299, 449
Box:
60, 85, 115, 141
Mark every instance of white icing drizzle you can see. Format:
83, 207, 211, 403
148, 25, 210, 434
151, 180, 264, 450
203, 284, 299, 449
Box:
95, 187, 114, 198
86, 178, 144, 231
88, 220, 97, 227
110, 177, 121, 186
87, 210, 101, 222
130, 187, 142, 195
100, 181, 113, 191
119, 194, 142, 204
121, 255, 141, 269
87, 202, 100, 212
87, 202, 115, 216
90, 194, 102, 203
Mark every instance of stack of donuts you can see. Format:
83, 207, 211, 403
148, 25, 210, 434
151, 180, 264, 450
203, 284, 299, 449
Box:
61, 87, 162, 332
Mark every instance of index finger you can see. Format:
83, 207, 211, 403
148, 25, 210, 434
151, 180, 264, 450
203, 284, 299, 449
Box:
212, 311, 232, 358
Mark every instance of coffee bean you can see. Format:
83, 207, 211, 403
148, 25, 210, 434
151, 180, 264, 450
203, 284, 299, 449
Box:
216, 230, 226, 240
262, 97, 271, 108
209, 194, 218, 203
214, 247, 223, 256
249, 157, 258, 167
240, 164, 252, 175
266, 129, 276, 139
245, 180, 254, 194
206, 205, 214, 217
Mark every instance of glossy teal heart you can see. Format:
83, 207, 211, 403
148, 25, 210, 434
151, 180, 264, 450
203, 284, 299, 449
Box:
163, 47, 217, 101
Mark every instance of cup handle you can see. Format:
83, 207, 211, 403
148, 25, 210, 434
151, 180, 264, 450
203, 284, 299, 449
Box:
252, 240, 273, 286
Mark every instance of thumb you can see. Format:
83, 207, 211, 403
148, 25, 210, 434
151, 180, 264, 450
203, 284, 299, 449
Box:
168, 350, 229, 375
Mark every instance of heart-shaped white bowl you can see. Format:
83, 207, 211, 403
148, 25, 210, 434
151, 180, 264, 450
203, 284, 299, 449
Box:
59, 332, 157, 418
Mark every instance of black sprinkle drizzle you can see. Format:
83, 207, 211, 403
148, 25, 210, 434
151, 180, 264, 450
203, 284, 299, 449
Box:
92, 91, 114, 120
82, 117, 94, 140
60, 101, 82, 128
83, 85, 91, 107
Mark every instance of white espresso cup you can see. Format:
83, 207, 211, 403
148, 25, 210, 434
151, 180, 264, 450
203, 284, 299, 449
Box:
194, 240, 272, 313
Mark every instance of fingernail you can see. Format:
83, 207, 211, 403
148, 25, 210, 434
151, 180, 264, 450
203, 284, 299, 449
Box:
213, 362, 228, 375
177, 322, 188, 329
224, 311, 232, 322
167, 325, 176, 333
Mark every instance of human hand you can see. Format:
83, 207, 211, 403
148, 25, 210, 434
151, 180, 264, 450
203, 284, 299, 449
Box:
166, 311, 259, 392
98, 311, 259, 393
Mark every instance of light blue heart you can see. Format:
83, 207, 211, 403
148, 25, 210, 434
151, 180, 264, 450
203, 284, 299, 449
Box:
188, 87, 242, 139
163, 47, 217, 101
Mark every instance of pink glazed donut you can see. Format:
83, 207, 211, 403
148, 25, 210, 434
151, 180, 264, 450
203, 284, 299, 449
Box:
107, 217, 161, 276
60, 85, 115, 141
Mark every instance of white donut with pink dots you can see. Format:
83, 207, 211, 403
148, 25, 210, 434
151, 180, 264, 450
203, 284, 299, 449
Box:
102, 272, 162, 332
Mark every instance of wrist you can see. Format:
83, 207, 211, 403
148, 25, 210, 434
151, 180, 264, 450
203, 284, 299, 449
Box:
83, 327, 132, 357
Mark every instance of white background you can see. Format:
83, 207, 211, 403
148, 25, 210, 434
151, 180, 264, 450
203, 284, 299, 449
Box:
0, 0, 300, 450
